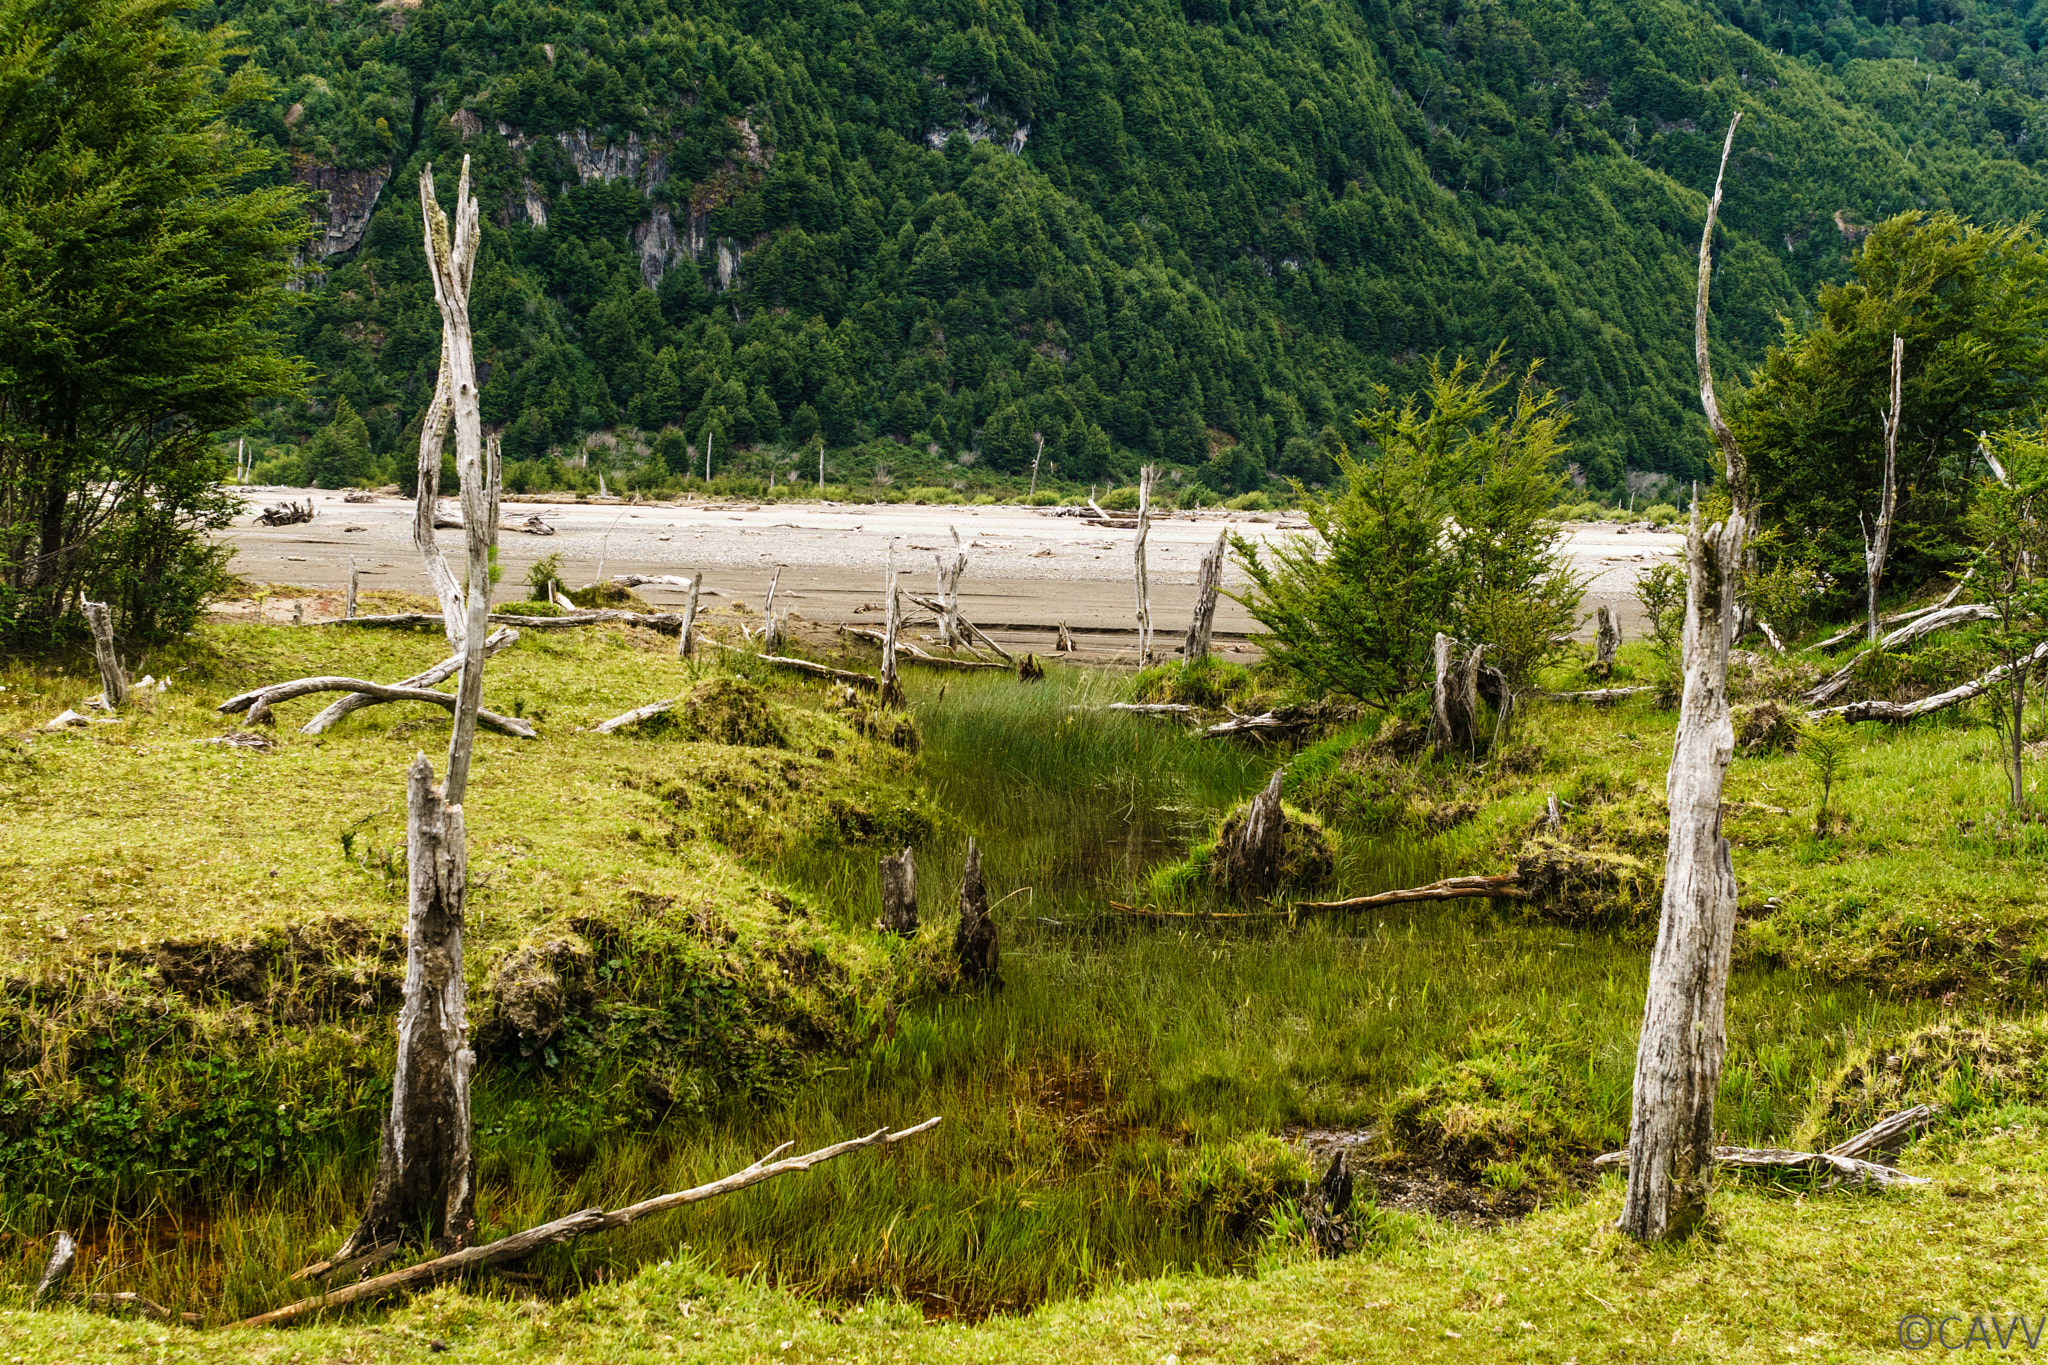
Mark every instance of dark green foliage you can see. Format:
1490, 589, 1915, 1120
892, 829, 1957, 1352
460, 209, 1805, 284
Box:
1735, 212, 2048, 609
304, 396, 373, 488
213, 0, 2048, 505
0, 0, 307, 644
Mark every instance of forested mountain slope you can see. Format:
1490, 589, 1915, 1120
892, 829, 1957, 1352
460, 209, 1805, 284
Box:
212, 0, 2048, 496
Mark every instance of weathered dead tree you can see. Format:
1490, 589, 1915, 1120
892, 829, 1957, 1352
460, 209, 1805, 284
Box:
696, 636, 882, 691
1810, 569, 1973, 651
838, 626, 1006, 670
1215, 769, 1287, 899
677, 572, 701, 659
330, 609, 687, 633
1813, 639, 2048, 723
934, 528, 967, 649
1133, 464, 1158, 663
297, 632, 519, 736
1056, 622, 1075, 654
881, 550, 901, 703
1542, 686, 1651, 705
1028, 431, 1045, 498
1803, 604, 2000, 705
346, 558, 359, 620
246, 1119, 941, 1329
33, 1231, 75, 1304
1303, 1152, 1354, 1257
906, 594, 1012, 662
615, 574, 701, 590
1293, 873, 1529, 912
877, 845, 918, 935
1595, 1104, 1937, 1189
954, 838, 999, 985
1183, 530, 1228, 664
227, 676, 532, 737
1592, 605, 1621, 677
1865, 335, 1905, 644
334, 156, 491, 1267
1203, 706, 1323, 739
1696, 113, 1747, 524
1106, 701, 1195, 716
334, 755, 478, 1260
1619, 505, 1747, 1243
80, 600, 125, 709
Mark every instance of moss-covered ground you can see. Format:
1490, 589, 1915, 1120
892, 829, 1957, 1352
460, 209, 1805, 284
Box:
0, 614, 2041, 1359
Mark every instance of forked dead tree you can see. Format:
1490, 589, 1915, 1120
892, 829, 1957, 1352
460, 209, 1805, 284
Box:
80, 600, 125, 708
1620, 506, 1747, 1243
1184, 530, 1228, 664
1864, 334, 1905, 643
334, 155, 491, 1263
1133, 464, 1158, 663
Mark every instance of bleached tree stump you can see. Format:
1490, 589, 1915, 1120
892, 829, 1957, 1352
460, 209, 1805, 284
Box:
1430, 633, 1482, 757
1593, 605, 1621, 676
1183, 530, 1228, 664
336, 754, 477, 1258
1215, 769, 1288, 899
880, 550, 901, 705
1620, 507, 1747, 1243
877, 846, 918, 936
80, 600, 125, 709
954, 838, 999, 985
1133, 465, 1158, 663
935, 529, 967, 650
677, 573, 701, 659
346, 558, 359, 620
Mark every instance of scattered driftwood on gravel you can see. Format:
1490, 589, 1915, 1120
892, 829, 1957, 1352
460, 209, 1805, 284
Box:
239, 1118, 942, 1329
1804, 604, 2001, 705
256, 499, 315, 526
218, 677, 535, 737
1812, 639, 2048, 723
1592, 1104, 1939, 1189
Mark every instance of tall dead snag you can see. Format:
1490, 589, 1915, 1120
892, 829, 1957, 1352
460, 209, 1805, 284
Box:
880, 549, 901, 704
1133, 464, 1158, 664
1865, 334, 1905, 644
954, 838, 999, 985
877, 846, 918, 935
677, 572, 701, 659
1620, 506, 1747, 1244
1184, 530, 1228, 664
346, 557, 359, 620
1593, 605, 1621, 678
337, 755, 477, 1258
1695, 112, 1747, 521
336, 156, 488, 1264
80, 600, 125, 708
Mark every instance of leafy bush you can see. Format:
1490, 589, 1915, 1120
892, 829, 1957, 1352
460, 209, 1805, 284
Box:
494, 599, 569, 618
1098, 485, 1142, 510
1226, 490, 1273, 511
1642, 502, 1680, 526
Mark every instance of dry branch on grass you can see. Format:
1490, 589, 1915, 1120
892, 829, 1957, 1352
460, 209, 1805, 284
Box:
241, 1119, 942, 1329
1803, 604, 2001, 705
698, 635, 881, 691
904, 593, 1012, 662
329, 610, 687, 633
1543, 686, 1652, 704
838, 625, 1007, 670
1812, 639, 2048, 722
217, 677, 534, 737
299, 627, 519, 735
1592, 1104, 1938, 1189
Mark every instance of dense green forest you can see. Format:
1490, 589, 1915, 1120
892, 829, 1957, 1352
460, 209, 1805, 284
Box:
211, 0, 2048, 498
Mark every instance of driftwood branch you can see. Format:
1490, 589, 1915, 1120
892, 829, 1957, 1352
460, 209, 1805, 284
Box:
838, 626, 1006, 670
1810, 571, 1975, 651
1294, 874, 1530, 910
219, 677, 535, 738
1134, 464, 1158, 663
1813, 639, 2048, 722
1803, 604, 2001, 705
1542, 686, 1652, 704
698, 635, 880, 692
240, 1118, 942, 1329
33, 1231, 75, 1304
905, 594, 1011, 662
1593, 1104, 1938, 1188
328, 610, 686, 633
300, 627, 519, 735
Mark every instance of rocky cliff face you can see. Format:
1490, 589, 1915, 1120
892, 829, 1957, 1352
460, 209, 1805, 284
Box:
293, 154, 392, 261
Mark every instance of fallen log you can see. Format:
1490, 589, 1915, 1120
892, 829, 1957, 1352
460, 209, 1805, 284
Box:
1105, 702, 1194, 716
218, 678, 535, 737
1812, 640, 2048, 723
1204, 707, 1316, 738
1293, 874, 1531, 910
256, 499, 314, 527
592, 696, 683, 733
502, 513, 556, 536
328, 610, 685, 633
1593, 1103, 1937, 1187
1804, 604, 2000, 705
837, 625, 1006, 671
905, 593, 1013, 662
1542, 686, 1652, 704
699, 635, 879, 692
299, 627, 519, 735
238, 1118, 942, 1329
1810, 572, 1975, 652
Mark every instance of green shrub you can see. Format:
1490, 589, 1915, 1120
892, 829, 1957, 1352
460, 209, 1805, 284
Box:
1225, 490, 1273, 511
1642, 502, 1680, 525
494, 599, 569, 618
902, 486, 952, 504
1384, 1018, 1595, 1187
566, 581, 655, 611
1098, 485, 1141, 510
1024, 491, 1062, 506
1131, 657, 1256, 709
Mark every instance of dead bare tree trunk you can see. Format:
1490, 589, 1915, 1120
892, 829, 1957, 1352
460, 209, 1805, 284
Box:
336, 156, 488, 1265
877, 845, 917, 935
1696, 113, 1747, 522
1133, 464, 1157, 664
346, 558, 359, 620
1028, 432, 1044, 499
1056, 622, 1075, 654
1593, 605, 1621, 677
1865, 334, 1904, 644
1430, 633, 1482, 757
336, 754, 477, 1258
677, 573, 701, 659
1184, 530, 1228, 664
954, 838, 999, 984
80, 600, 125, 709
881, 549, 901, 704
1620, 506, 1747, 1244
